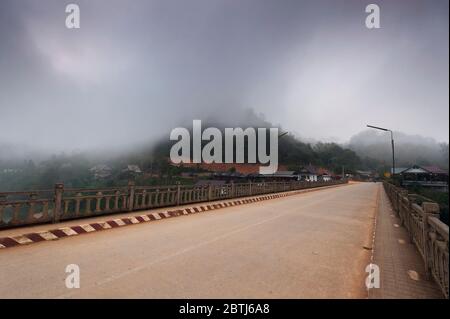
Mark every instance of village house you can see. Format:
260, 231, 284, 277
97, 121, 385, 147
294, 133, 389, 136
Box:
269, 171, 301, 181
354, 170, 376, 182
89, 164, 112, 179
249, 171, 301, 182
395, 165, 448, 190
298, 165, 318, 182
317, 168, 333, 181
1, 168, 22, 174
121, 165, 143, 179
170, 161, 338, 183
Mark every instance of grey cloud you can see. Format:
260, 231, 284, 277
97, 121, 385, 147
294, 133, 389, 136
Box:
0, 0, 448, 155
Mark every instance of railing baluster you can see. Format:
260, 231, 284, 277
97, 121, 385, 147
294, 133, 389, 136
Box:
383, 181, 448, 298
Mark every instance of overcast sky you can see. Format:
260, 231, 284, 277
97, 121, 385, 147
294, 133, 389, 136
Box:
0, 0, 448, 153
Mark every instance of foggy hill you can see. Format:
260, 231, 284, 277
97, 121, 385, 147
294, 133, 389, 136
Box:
348, 130, 449, 169
1, 109, 448, 173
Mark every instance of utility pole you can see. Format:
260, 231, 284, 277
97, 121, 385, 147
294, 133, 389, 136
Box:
390, 130, 396, 178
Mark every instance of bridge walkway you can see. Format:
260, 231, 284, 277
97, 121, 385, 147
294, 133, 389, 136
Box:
369, 186, 444, 298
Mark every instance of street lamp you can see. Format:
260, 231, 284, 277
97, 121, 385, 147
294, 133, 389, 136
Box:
278, 131, 288, 139
366, 125, 396, 178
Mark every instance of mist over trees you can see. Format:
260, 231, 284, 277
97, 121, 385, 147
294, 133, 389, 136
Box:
348, 130, 449, 169
0, 109, 448, 191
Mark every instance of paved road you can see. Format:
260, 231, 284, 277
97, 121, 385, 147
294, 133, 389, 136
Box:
0, 182, 378, 298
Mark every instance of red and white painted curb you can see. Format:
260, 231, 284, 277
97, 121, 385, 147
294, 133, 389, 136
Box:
0, 184, 345, 249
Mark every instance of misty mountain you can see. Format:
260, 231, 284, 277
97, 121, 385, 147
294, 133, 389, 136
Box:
1, 107, 448, 177
348, 130, 449, 169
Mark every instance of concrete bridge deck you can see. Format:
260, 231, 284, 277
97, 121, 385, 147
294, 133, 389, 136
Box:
0, 182, 444, 298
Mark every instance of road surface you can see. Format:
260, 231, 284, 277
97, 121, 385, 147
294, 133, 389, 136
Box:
0, 182, 378, 298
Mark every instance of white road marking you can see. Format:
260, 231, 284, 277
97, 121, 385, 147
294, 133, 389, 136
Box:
38, 231, 58, 240
81, 224, 96, 232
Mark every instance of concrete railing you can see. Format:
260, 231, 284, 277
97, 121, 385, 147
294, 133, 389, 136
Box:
383, 182, 449, 298
0, 179, 347, 229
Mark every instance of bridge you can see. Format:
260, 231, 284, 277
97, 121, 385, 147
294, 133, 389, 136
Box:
0, 181, 448, 298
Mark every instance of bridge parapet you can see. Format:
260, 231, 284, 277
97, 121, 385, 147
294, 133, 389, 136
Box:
0, 189, 55, 227
0, 180, 347, 230
383, 182, 449, 298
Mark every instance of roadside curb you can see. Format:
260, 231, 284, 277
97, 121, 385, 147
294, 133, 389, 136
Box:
0, 183, 347, 250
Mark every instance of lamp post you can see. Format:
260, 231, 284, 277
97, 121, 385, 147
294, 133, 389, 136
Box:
367, 125, 396, 178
